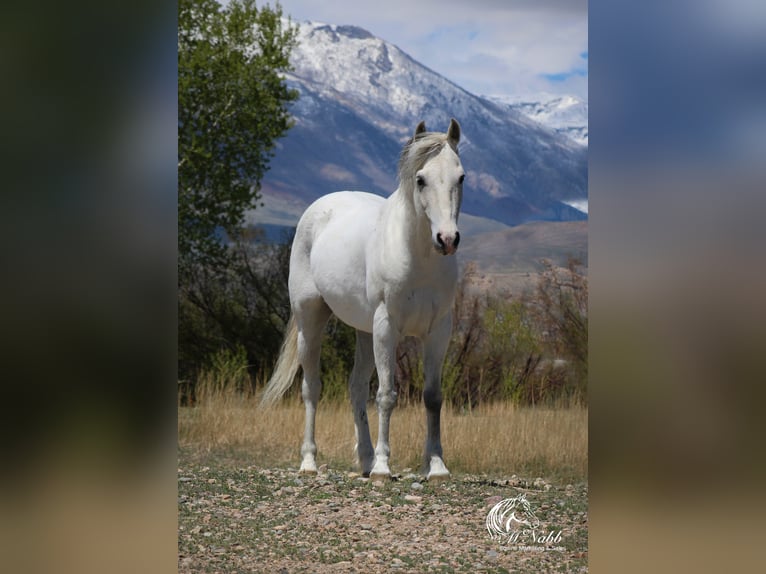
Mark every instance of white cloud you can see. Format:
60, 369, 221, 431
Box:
276, 0, 588, 99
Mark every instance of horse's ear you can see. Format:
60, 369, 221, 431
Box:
447, 118, 461, 146
414, 121, 427, 137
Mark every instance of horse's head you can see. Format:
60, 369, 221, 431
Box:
400, 119, 465, 255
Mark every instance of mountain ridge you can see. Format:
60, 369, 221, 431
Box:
255, 21, 588, 231
487, 93, 588, 147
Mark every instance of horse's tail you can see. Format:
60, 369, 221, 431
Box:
260, 315, 300, 407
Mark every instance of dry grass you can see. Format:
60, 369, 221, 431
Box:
179, 388, 587, 481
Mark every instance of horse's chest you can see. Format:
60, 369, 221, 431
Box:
391, 286, 452, 336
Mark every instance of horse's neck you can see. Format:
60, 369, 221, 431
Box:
380, 187, 435, 266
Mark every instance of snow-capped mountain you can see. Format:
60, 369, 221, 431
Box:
257, 22, 587, 229
487, 94, 588, 146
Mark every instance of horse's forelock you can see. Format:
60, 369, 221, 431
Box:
397, 133, 456, 184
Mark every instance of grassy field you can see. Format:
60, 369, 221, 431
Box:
179, 392, 588, 572
179, 394, 587, 482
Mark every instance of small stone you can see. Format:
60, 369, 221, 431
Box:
410, 482, 424, 491
372, 480, 385, 488
360, 523, 373, 530
178, 476, 193, 482
348, 472, 361, 479
486, 549, 499, 560
318, 464, 328, 473
404, 494, 422, 503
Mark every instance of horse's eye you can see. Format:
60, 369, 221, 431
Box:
458, 174, 465, 185
416, 175, 426, 189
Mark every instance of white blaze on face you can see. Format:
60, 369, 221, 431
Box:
415, 144, 464, 255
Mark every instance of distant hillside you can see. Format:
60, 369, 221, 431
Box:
461, 220, 587, 274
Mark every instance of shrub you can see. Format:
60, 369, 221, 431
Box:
180, 244, 588, 408
178, 230, 291, 395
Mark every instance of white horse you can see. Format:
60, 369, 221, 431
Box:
261, 119, 464, 481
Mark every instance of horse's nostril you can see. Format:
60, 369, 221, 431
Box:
436, 232, 445, 246
454, 232, 460, 248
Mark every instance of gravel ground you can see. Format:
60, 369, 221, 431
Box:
178, 455, 588, 573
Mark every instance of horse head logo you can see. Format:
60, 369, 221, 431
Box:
486, 493, 541, 540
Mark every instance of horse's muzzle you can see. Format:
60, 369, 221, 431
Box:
436, 231, 460, 255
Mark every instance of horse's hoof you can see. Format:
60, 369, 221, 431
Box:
427, 472, 450, 484
299, 468, 317, 475
369, 472, 391, 482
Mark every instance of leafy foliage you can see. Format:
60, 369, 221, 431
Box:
393, 262, 586, 408
178, 231, 292, 392
178, 0, 299, 386
181, 247, 588, 407
178, 0, 298, 275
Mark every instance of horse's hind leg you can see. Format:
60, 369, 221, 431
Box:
296, 298, 332, 474
349, 330, 375, 476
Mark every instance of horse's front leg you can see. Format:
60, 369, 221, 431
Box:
370, 305, 399, 480
423, 312, 452, 482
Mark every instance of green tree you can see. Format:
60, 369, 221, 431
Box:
178, 0, 297, 275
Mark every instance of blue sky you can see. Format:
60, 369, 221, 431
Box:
542, 51, 588, 82
272, 0, 588, 100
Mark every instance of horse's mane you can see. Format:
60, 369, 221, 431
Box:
397, 131, 459, 185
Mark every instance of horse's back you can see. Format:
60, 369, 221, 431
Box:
290, 191, 383, 331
